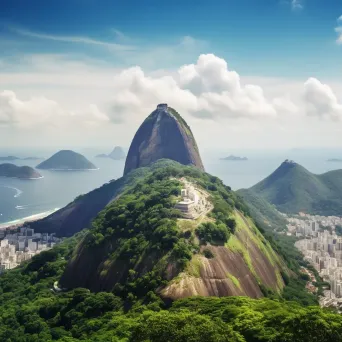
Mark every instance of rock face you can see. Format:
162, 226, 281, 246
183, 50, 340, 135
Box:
0, 163, 42, 179
108, 146, 126, 160
124, 104, 204, 175
37, 150, 97, 170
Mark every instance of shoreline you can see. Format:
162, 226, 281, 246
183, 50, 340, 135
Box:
0, 208, 59, 229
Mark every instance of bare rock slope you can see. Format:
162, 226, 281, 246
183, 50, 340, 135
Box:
124, 104, 204, 175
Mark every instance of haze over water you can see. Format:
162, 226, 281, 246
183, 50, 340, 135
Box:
0, 147, 341, 224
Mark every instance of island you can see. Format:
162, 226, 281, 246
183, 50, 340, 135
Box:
220, 155, 248, 161
0, 156, 43, 161
0, 156, 19, 161
37, 150, 97, 170
95, 146, 126, 160
327, 158, 342, 162
0, 163, 42, 179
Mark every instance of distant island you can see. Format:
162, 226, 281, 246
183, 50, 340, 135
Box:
0, 163, 42, 179
220, 155, 248, 161
95, 146, 126, 160
327, 158, 342, 162
37, 150, 97, 171
0, 156, 43, 161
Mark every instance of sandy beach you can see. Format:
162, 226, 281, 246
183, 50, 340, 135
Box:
0, 208, 59, 229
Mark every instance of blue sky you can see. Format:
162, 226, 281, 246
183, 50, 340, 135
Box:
1, 0, 342, 150
1, 0, 342, 78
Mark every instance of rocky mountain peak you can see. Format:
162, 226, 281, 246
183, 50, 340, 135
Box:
123, 105, 204, 175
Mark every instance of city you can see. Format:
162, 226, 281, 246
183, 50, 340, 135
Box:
0, 225, 61, 272
284, 212, 342, 309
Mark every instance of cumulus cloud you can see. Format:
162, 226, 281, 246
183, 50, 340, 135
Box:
0, 90, 109, 129
1, 53, 342, 150
106, 54, 293, 122
303, 78, 342, 121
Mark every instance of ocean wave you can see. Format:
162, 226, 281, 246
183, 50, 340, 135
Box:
1, 186, 23, 198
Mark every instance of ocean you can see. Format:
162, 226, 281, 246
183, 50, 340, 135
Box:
0, 148, 341, 224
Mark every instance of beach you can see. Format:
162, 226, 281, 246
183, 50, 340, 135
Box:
0, 208, 59, 229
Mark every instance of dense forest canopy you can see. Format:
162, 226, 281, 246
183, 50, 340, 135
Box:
0, 160, 337, 341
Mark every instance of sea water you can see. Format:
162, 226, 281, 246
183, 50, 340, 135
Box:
0, 148, 341, 224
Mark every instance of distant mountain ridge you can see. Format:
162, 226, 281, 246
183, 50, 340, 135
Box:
37, 150, 97, 170
221, 155, 248, 161
0, 163, 42, 179
95, 146, 126, 160
0, 156, 42, 161
242, 159, 342, 215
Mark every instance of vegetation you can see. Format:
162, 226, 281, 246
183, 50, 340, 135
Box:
247, 160, 342, 216
62, 161, 245, 296
0, 242, 340, 342
0, 159, 333, 340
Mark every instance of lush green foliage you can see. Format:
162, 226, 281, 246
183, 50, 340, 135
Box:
248, 161, 342, 216
196, 221, 230, 244
62, 161, 245, 298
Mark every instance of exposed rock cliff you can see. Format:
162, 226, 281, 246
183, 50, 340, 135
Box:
124, 104, 204, 175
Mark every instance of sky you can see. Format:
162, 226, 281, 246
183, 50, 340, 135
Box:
1, 0, 342, 152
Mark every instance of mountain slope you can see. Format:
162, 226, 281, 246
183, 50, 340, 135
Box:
246, 160, 342, 215
124, 104, 204, 175
37, 150, 97, 170
30, 164, 154, 236
60, 161, 287, 299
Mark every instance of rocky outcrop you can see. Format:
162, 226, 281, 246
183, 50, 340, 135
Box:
124, 104, 204, 175
108, 146, 126, 160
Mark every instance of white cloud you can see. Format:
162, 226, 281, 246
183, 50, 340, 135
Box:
334, 16, 342, 44
10, 27, 135, 51
1, 53, 342, 149
291, 0, 303, 10
0, 90, 109, 129
303, 78, 342, 121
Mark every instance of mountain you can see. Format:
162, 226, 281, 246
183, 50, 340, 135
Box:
30, 165, 151, 236
108, 146, 126, 160
59, 160, 287, 299
328, 158, 342, 162
36, 150, 97, 170
221, 155, 248, 161
124, 104, 204, 175
0, 163, 42, 179
244, 159, 342, 215
95, 146, 126, 160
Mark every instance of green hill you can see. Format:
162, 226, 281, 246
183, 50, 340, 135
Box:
60, 160, 287, 300
245, 159, 342, 215
0, 161, 337, 341
0, 163, 42, 179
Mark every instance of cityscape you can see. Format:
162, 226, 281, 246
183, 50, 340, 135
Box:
284, 212, 342, 309
0, 225, 61, 272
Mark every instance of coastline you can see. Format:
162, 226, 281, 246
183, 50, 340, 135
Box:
0, 208, 59, 229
